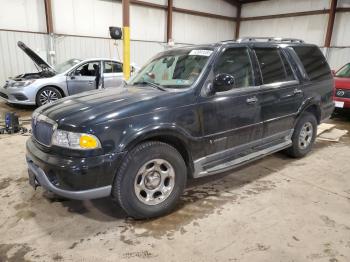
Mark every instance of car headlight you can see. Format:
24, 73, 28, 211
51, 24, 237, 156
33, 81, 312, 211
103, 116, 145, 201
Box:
52, 129, 101, 150
11, 80, 36, 87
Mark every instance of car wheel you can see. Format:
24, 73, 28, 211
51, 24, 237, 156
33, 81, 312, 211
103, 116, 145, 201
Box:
113, 141, 187, 219
36, 87, 62, 106
285, 112, 317, 158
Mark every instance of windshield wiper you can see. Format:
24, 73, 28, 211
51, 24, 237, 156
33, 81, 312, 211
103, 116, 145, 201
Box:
132, 81, 166, 91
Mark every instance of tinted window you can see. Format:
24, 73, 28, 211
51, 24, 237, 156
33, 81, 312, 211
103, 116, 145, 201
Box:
104, 61, 123, 73
214, 47, 254, 88
292, 46, 331, 81
254, 48, 295, 84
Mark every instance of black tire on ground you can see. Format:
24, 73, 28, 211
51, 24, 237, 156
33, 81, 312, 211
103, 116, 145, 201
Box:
285, 112, 318, 158
112, 141, 187, 219
36, 86, 62, 106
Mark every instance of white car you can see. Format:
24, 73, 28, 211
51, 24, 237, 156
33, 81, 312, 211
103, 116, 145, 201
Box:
0, 41, 136, 106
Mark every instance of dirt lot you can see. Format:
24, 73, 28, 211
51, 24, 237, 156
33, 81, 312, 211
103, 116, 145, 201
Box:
0, 101, 349, 262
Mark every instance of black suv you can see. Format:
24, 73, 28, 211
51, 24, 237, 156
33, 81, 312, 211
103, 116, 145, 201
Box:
26, 38, 334, 219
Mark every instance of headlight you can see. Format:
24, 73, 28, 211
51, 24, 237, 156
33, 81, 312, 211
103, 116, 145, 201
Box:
11, 80, 36, 87
52, 129, 101, 150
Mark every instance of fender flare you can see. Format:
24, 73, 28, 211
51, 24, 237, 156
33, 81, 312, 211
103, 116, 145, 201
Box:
295, 97, 321, 125
119, 124, 196, 173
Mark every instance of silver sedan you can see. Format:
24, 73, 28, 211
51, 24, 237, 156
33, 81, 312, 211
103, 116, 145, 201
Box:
0, 41, 129, 106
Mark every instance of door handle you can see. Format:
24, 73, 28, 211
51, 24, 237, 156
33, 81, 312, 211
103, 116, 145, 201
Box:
246, 96, 258, 104
293, 89, 303, 95
88, 81, 94, 85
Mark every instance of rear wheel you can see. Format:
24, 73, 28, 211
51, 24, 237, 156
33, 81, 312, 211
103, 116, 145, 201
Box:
112, 141, 187, 219
36, 87, 62, 106
285, 112, 317, 158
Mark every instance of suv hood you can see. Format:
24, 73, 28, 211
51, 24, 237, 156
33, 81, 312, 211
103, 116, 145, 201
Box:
36, 86, 169, 128
335, 77, 350, 89
17, 41, 55, 72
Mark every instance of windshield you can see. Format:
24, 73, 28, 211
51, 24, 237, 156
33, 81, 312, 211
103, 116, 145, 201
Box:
129, 48, 214, 89
55, 59, 82, 73
336, 63, 350, 78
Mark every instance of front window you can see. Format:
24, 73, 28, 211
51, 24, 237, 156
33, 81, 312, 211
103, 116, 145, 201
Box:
55, 59, 82, 73
129, 48, 214, 89
336, 63, 350, 78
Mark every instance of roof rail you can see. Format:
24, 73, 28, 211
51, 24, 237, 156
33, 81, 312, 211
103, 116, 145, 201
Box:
236, 37, 305, 43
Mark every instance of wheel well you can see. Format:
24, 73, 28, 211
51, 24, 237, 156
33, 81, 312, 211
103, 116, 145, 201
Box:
304, 105, 321, 124
135, 135, 193, 177
37, 85, 65, 99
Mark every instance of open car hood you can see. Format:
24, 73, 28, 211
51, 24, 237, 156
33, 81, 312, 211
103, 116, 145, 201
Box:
17, 41, 55, 72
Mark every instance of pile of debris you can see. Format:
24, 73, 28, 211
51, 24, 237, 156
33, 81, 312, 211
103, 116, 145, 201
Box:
317, 123, 348, 142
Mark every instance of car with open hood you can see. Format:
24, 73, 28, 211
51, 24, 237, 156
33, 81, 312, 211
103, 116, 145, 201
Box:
26, 38, 334, 219
0, 41, 136, 106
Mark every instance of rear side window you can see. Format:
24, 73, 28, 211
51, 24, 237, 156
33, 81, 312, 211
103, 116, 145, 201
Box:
104, 61, 123, 73
254, 48, 295, 85
292, 46, 331, 81
214, 47, 254, 88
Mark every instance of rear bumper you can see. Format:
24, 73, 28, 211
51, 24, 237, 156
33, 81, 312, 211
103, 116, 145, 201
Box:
26, 138, 125, 200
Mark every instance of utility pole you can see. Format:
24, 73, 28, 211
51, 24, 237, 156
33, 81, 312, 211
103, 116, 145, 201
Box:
122, 0, 131, 80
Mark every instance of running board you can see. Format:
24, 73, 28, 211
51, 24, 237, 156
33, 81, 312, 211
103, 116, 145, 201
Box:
193, 140, 292, 178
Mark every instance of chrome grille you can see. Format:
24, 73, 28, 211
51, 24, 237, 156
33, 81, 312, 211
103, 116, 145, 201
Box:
32, 117, 55, 146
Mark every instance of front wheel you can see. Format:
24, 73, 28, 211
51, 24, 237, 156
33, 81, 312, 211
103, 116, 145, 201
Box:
36, 87, 62, 106
112, 141, 187, 219
285, 112, 317, 158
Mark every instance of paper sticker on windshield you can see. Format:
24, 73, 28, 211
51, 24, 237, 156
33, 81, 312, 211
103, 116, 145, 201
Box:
189, 50, 213, 56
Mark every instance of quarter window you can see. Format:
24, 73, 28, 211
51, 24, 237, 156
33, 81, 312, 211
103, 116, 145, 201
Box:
254, 48, 295, 85
104, 61, 123, 73
292, 46, 331, 81
214, 47, 254, 88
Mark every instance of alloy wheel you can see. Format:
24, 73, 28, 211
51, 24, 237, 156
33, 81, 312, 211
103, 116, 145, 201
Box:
39, 90, 59, 105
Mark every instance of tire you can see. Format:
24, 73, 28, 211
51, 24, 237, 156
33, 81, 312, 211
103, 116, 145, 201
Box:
113, 141, 187, 219
36, 86, 62, 106
285, 112, 317, 158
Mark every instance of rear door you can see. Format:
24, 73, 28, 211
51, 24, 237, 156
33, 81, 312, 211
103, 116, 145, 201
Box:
103, 61, 124, 88
67, 61, 101, 95
253, 46, 303, 141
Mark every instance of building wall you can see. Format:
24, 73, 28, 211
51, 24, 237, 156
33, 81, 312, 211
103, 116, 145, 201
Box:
0, 0, 236, 84
240, 0, 350, 70
0, 0, 348, 84
0, 31, 48, 83
0, 0, 47, 32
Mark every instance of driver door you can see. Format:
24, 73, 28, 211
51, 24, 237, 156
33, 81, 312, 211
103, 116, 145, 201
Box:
198, 46, 263, 161
67, 61, 101, 95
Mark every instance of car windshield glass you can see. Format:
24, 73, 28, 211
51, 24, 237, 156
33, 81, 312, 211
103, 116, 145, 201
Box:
129, 48, 214, 89
55, 59, 82, 73
336, 64, 350, 78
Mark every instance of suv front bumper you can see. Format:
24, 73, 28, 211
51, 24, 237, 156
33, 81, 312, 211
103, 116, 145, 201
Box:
26, 138, 125, 200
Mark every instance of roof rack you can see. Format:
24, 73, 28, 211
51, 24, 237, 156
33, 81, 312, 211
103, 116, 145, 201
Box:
236, 37, 305, 43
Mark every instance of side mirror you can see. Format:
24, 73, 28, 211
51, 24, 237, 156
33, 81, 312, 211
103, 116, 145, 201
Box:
213, 73, 235, 93
331, 70, 336, 76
